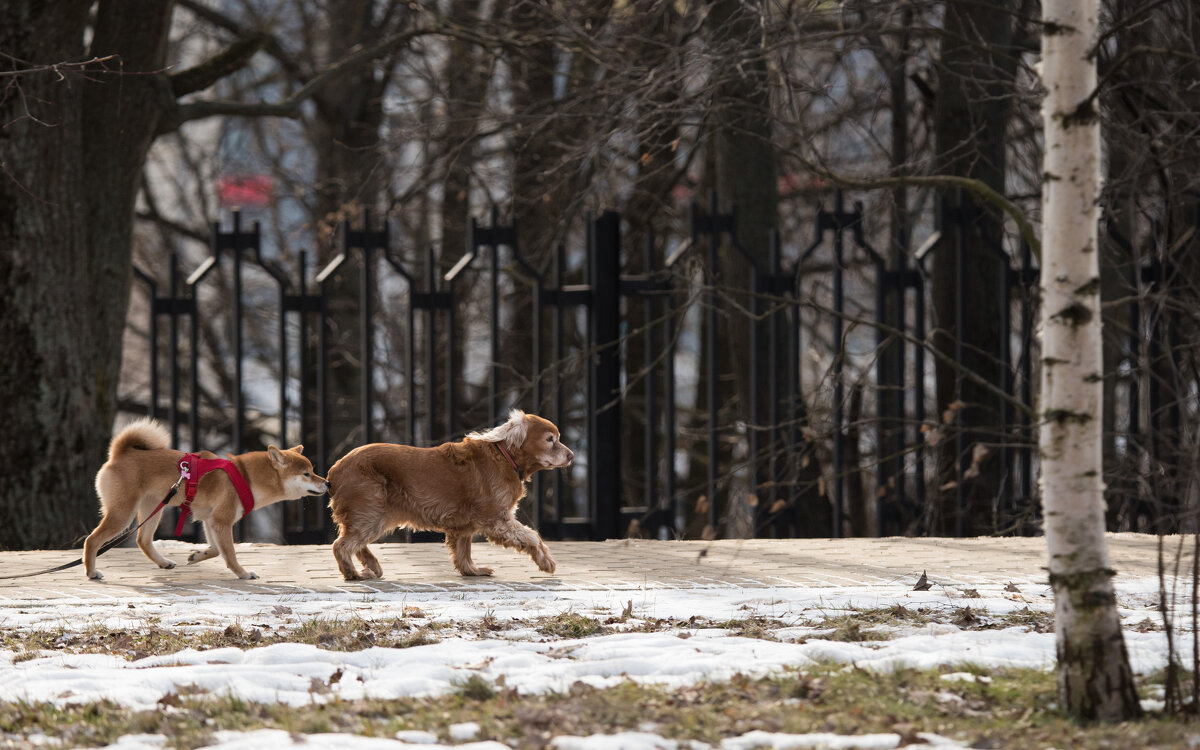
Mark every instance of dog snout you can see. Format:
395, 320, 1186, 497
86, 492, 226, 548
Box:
563, 447, 575, 464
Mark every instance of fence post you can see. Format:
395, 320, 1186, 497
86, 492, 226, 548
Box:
342, 209, 390, 446
168, 254, 182, 447
591, 211, 622, 539
945, 191, 968, 536
211, 211, 261, 454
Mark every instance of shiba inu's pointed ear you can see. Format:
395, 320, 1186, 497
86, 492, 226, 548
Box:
268, 445, 286, 466
289, 444, 304, 455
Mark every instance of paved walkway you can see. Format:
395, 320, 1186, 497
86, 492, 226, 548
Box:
0, 533, 1170, 601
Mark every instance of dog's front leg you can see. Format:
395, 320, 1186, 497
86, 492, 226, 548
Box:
484, 520, 556, 574
187, 521, 221, 565
210, 522, 257, 580
446, 531, 493, 576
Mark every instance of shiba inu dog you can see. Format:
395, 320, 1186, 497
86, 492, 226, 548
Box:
84, 418, 329, 580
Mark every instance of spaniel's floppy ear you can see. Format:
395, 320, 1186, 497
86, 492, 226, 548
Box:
466, 408, 529, 449
501, 409, 528, 449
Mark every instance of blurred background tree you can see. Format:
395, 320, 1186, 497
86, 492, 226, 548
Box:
3, 0, 1198, 549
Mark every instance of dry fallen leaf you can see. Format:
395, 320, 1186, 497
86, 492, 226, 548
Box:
913, 570, 932, 591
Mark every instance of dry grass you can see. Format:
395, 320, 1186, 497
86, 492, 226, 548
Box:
0, 665, 1190, 750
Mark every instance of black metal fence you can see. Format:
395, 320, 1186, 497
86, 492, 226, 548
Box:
127, 192, 1196, 542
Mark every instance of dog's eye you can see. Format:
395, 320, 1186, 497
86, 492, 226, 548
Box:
304, 472, 311, 478
546, 435, 555, 443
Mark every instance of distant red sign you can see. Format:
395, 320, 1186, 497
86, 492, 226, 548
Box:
217, 174, 273, 207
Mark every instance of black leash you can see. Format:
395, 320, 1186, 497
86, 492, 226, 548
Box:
0, 478, 182, 581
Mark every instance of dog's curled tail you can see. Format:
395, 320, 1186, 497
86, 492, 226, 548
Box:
108, 418, 171, 459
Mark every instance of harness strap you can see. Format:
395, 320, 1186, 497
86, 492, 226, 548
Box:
175, 454, 256, 535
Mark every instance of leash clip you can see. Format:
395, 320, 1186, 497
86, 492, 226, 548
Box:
176, 460, 191, 487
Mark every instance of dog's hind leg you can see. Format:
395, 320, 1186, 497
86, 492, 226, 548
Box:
355, 547, 383, 579
484, 519, 556, 574
82, 507, 137, 580
135, 501, 177, 570
332, 530, 379, 581
447, 531, 492, 576
187, 522, 221, 565
331, 509, 390, 580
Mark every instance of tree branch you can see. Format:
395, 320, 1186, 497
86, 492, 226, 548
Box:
170, 32, 270, 97
0, 53, 120, 79
174, 0, 306, 82
787, 151, 1042, 261
1081, 44, 1200, 115
169, 26, 432, 129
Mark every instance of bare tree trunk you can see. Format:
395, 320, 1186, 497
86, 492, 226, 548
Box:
619, 0, 684, 533
869, 5, 914, 535
1101, 147, 1138, 531
845, 384, 868, 536
1040, 0, 1142, 720
311, 0, 392, 466
709, 0, 829, 537
931, 0, 1017, 535
0, 1, 174, 550
438, 0, 488, 442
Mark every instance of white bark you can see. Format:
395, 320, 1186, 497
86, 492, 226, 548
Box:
1040, 0, 1141, 721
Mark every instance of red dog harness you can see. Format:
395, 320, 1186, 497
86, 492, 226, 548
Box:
175, 454, 255, 536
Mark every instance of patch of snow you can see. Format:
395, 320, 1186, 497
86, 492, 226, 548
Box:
393, 730, 440, 744
192, 729, 510, 749
2, 576, 1188, 750
552, 731, 706, 749
721, 730, 964, 749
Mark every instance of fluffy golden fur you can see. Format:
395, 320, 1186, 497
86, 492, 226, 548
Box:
327, 409, 574, 579
84, 418, 329, 580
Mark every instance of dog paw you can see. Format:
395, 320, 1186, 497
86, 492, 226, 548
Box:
186, 551, 208, 564
535, 550, 556, 574
238, 571, 259, 580
87, 571, 103, 581
342, 572, 363, 581
160, 561, 177, 570
360, 569, 382, 580
460, 566, 494, 577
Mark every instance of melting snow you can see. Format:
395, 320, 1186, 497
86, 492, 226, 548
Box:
0, 577, 1185, 749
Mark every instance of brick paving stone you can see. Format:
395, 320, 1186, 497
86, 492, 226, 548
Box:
0, 533, 1170, 603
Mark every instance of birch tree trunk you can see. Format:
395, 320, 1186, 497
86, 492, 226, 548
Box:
1040, 0, 1142, 721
